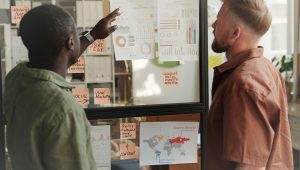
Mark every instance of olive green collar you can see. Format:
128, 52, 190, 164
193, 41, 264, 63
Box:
19, 62, 72, 89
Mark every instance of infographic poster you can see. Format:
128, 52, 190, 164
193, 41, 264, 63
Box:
91, 125, 111, 170
110, 0, 155, 60
140, 122, 199, 165
157, 0, 199, 61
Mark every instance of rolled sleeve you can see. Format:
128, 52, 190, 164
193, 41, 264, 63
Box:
222, 87, 274, 167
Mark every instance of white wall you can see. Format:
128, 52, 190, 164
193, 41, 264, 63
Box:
0, 0, 9, 8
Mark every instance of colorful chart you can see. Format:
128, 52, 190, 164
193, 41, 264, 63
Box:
140, 122, 199, 165
115, 36, 126, 47
159, 20, 180, 30
186, 20, 197, 44
110, 0, 155, 60
158, 0, 199, 61
141, 43, 152, 55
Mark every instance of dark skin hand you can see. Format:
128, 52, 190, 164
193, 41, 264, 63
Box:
79, 8, 121, 55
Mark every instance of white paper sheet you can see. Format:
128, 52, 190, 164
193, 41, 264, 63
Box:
110, 0, 155, 60
158, 0, 199, 61
91, 125, 111, 170
12, 36, 28, 67
140, 122, 199, 166
76, 1, 103, 27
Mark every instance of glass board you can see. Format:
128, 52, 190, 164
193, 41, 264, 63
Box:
7, 0, 202, 108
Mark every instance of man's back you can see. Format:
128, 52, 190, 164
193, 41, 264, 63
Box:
4, 63, 96, 170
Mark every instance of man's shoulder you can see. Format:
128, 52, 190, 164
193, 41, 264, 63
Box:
229, 57, 281, 98
5, 63, 24, 83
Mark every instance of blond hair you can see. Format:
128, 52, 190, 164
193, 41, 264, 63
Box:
222, 0, 272, 36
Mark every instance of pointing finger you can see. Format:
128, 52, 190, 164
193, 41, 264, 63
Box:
106, 8, 121, 21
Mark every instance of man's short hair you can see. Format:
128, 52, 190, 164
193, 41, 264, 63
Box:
222, 0, 272, 36
19, 5, 75, 58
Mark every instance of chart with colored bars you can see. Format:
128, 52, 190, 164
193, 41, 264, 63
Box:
158, 0, 199, 61
159, 20, 180, 30
160, 46, 198, 57
110, 0, 155, 61
186, 20, 197, 44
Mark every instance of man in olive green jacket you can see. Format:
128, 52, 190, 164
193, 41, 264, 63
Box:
4, 4, 119, 170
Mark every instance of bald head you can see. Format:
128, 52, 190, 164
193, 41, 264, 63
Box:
19, 5, 76, 61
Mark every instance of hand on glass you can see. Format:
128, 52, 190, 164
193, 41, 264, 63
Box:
90, 8, 121, 40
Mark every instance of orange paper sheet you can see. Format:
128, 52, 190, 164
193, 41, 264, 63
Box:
72, 87, 89, 106
120, 123, 136, 139
94, 88, 110, 105
120, 143, 137, 160
11, 6, 29, 24
87, 39, 106, 53
162, 71, 178, 87
68, 56, 85, 73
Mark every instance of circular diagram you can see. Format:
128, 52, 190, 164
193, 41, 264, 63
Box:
115, 36, 126, 47
141, 43, 152, 55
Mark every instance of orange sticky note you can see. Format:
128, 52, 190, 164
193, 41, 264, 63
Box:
68, 56, 85, 73
163, 71, 178, 87
72, 88, 89, 106
120, 143, 137, 160
94, 88, 110, 105
120, 123, 136, 140
11, 6, 29, 24
87, 39, 106, 53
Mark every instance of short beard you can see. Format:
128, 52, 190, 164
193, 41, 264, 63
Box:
211, 39, 228, 53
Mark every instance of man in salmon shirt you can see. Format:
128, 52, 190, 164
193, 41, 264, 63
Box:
205, 0, 293, 169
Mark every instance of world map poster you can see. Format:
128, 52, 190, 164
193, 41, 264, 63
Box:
139, 122, 199, 165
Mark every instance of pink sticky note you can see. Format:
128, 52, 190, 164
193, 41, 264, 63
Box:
94, 88, 110, 105
72, 88, 89, 106
120, 123, 136, 140
162, 71, 178, 87
68, 56, 85, 73
87, 39, 106, 53
11, 6, 29, 24
120, 143, 137, 160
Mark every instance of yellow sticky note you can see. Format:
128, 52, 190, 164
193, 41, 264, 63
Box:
120, 143, 137, 160
72, 88, 89, 106
120, 123, 136, 140
208, 55, 222, 70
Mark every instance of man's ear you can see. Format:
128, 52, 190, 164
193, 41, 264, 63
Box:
66, 34, 75, 50
228, 26, 241, 44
